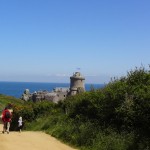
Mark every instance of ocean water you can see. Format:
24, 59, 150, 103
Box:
0, 82, 104, 98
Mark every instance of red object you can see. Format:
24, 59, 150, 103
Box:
2, 109, 12, 122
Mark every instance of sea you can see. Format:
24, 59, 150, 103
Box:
0, 82, 104, 99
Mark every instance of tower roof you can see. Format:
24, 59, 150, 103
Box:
70, 72, 85, 80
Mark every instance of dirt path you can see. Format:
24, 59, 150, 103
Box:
0, 124, 77, 150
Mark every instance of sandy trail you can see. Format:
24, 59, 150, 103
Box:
0, 124, 77, 150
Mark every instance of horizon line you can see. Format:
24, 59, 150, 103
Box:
0, 80, 106, 85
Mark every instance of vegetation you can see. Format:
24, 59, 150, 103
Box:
1, 66, 150, 150
0, 94, 23, 112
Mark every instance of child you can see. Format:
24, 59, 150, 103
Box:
18, 116, 23, 132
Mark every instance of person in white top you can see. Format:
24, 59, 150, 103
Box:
18, 116, 23, 132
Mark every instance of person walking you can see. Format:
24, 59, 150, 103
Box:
1, 106, 12, 134
18, 116, 23, 132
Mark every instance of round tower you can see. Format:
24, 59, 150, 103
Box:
70, 72, 85, 96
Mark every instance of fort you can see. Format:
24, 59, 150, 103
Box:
21, 72, 85, 103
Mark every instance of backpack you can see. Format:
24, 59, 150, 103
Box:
5, 111, 11, 119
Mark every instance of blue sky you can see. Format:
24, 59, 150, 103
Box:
0, 0, 150, 84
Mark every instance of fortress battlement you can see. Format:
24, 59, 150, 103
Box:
21, 72, 85, 103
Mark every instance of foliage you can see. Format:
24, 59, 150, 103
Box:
0, 94, 23, 112
57, 66, 150, 149
10, 101, 57, 130
2, 66, 150, 150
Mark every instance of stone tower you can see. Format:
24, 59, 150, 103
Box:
70, 72, 85, 96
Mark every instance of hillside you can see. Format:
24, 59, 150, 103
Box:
21, 66, 150, 150
1, 66, 150, 150
0, 94, 23, 112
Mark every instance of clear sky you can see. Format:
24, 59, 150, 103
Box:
0, 0, 150, 84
